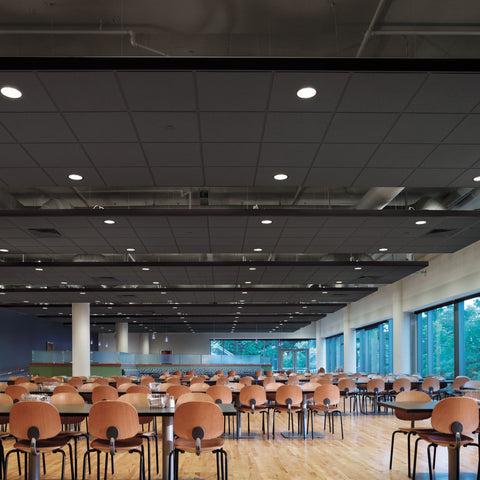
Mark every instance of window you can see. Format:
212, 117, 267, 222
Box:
356, 320, 392, 375
325, 334, 343, 372
416, 294, 480, 378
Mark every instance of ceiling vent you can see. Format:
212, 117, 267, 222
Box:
426, 228, 456, 236
72, 254, 107, 262
28, 228, 61, 238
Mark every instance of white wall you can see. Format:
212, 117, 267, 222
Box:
317, 239, 480, 374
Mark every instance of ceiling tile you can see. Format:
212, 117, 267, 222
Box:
403, 168, 464, 187
44, 167, 106, 187
83, 143, 146, 167
421, 144, 480, 168
444, 115, 480, 143
133, 112, 199, 142
25, 143, 92, 167
368, 144, 435, 168
0, 167, 55, 186
264, 112, 331, 142
353, 168, 411, 186
304, 167, 361, 186
259, 143, 318, 166
151, 167, 204, 186
98, 167, 154, 187
0, 144, 36, 167
200, 112, 265, 142
203, 143, 259, 166
255, 167, 306, 186
144, 143, 202, 167
314, 143, 377, 167
205, 167, 255, 186
325, 113, 397, 143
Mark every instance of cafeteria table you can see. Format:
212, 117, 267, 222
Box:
378, 400, 477, 480
0, 402, 236, 480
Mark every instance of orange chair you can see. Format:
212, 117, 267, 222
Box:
238, 377, 253, 386
116, 378, 132, 388
452, 376, 470, 392
51, 392, 91, 480
93, 378, 109, 386
0, 393, 18, 477
272, 385, 303, 439
421, 377, 441, 400
237, 385, 269, 439
5, 401, 74, 480
190, 382, 209, 393
413, 397, 479, 479
165, 376, 181, 385
190, 377, 204, 385
166, 385, 190, 403
338, 378, 358, 413
389, 390, 432, 478
127, 385, 151, 394
119, 393, 158, 480
307, 384, 343, 439
140, 376, 155, 386
215, 376, 229, 386
207, 385, 234, 434
53, 384, 78, 394
390, 377, 411, 398
83, 401, 144, 480
176, 393, 214, 406
92, 385, 118, 403
13, 377, 30, 385
169, 402, 228, 480
5, 385, 29, 403
362, 378, 386, 413
68, 377, 84, 388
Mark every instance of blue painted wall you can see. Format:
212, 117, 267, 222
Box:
0, 307, 71, 373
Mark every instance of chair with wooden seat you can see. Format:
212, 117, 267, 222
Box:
185, 371, 195, 377
166, 385, 190, 403
92, 385, 118, 403
82, 400, 144, 480
463, 380, 480, 389
216, 376, 229, 386
389, 377, 411, 399
207, 386, 234, 434
272, 385, 303, 439
190, 377, 204, 385
338, 378, 358, 414
92, 378, 109, 386
119, 393, 158, 480
115, 378, 132, 389
238, 377, 253, 386
389, 390, 432, 477
169, 401, 228, 480
5, 401, 74, 480
176, 393, 214, 406
68, 377, 84, 388
0, 393, 20, 479
237, 385, 269, 439
413, 396, 479, 480
53, 384, 78, 394
51, 391, 91, 480
452, 376, 470, 392
140, 376, 155, 386
165, 376, 181, 385
421, 377, 441, 400
190, 382, 208, 393
13, 377, 30, 385
127, 385, 151, 394
362, 378, 386, 413
307, 384, 343, 439
5, 385, 29, 403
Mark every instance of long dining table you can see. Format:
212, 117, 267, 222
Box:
0, 401, 236, 480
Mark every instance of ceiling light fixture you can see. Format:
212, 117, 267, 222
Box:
126, 248, 136, 252
104, 219, 115, 225
261, 219, 272, 225
296, 87, 316, 99
379, 247, 388, 252
273, 173, 288, 181
0, 249, 8, 253
415, 220, 427, 225
354, 266, 362, 270
35, 267, 43, 271
474, 176, 480, 182
68, 173, 83, 181
1, 86, 22, 99
253, 248, 263, 252
249, 267, 256, 271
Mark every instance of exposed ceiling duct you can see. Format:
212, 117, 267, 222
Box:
355, 187, 405, 210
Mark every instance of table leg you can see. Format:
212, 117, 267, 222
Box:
28, 453, 40, 480
162, 416, 173, 480
448, 446, 459, 480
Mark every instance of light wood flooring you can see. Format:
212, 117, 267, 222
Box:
2, 408, 479, 480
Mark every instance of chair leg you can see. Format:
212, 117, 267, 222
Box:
412, 437, 423, 480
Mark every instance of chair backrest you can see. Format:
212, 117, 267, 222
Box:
392, 377, 411, 393
0, 393, 13, 405
166, 385, 190, 401
51, 391, 85, 406
431, 397, 479, 435
186, 371, 195, 376
313, 384, 340, 406
116, 378, 132, 387
394, 390, 432, 422
452, 376, 470, 390
17, 382, 38, 392
337, 378, 356, 392
173, 371, 183, 378
183, 375, 194, 383
89, 400, 140, 440
315, 377, 333, 385
265, 371, 273, 377
262, 377, 276, 386
68, 377, 84, 388
275, 385, 303, 407
5, 384, 29, 402
53, 384, 78, 394
165, 376, 181, 385
276, 373, 288, 380
227, 371, 236, 377
140, 376, 155, 386
318, 367, 326, 374
239, 385, 267, 408
287, 376, 300, 385
92, 385, 119, 403
463, 380, 480, 389
14, 377, 30, 385
422, 377, 440, 393
10, 401, 61, 440
337, 373, 349, 379
190, 377, 204, 385
33, 376, 48, 384
367, 378, 385, 393
206, 385, 232, 405
0, 382, 7, 393
93, 378, 109, 386
118, 392, 149, 406
238, 377, 253, 386
176, 393, 214, 406
254, 370, 263, 377
127, 384, 151, 394
173, 401, 224, 441
216, 376, 229, 385
78, 383, 98, 392
190, 382, 208, 392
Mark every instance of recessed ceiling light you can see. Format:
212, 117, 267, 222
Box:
0, 292, 4, 295
379, 248, 388, 252
474, 176, 480, 182
126, 248, 136, 252
245, 281, 252, 284
161, 291, 167, 295
296, 86, 316, 99
242, 291, 248, 295
35, 267, 43, 271
104, 219, 115, 225
354, 266, 362, 270
80, 292, 86, 295
0, 249, 8, 253
336, 280, 343, 284
1, 86, 22, 99
273, 173, 288, 181
253, 248, 263, 252
142, 267, 150, 271
415, 220, 427, 225
42, 306, 48, 310
68, 173, 83, 181
261, 219, 272, 225
249, 267, 256, 271
23, 300, 29, 303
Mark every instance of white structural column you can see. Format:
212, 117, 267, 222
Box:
315, 319, 325, 370
343, 305, 356, 372
116, 322, 129, 353
141, 333, 150, 355
72, 303, 91, 377
392, 282, 411, 374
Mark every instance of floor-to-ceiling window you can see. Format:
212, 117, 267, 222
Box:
416, 294, 480, 378
356, 320, 392, 375
325, 334, 344, 372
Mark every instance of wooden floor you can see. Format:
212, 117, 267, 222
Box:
2, 408, 479, 480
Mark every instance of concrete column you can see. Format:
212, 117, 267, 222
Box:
315, 319, 325, 371
141, 333, 150, 355
72, 303, 90, 377
343, 305, 356, 373
116, 322, 129, 353
392, 282, 411, 374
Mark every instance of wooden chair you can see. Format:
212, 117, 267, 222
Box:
190, 382, 208, 393
140, 376, 155, 386
0, 393, 19, 478
264, 371, 273, 377
165, 376, 181, 385
262, 377, 275, 387
51, 392, 91, 480
77, 383, 98, 403
169, 402, 228, 480
207, 385, 234, 434
389, 390, 432, 478
216, 376, 229, 386
413, 396, 479, 480
421, 377, 441, 400
0, 383, 7, 393
82, 401, 144, 480
173, 371, 183, 378
119, 393, 158, 480
451, 376, 470, 393
190, 377, 204, 385
13, 377, 30, 385
93, 378, 109, 386
166, 385, 190, 403
362, 378, 386, 413
227, 371, 236, 378
92, 385, 118, 403
307, 384, 343, 439
237, 385, 269, 439
115, 378, 132, 388
53, 384, 78, 394
176, 393, 214, 406
215, 371, 224, 376
68, 377, 84, 388
338, 378, 358, 413
185, 371, 195, 376
463, 380, 480, 389
238, 377, 253, 386
5, 385, 29, 403
5, 401, 74, 480
272, 385, 303, 439
127, 385, 151, 394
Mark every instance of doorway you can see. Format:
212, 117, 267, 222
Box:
279, 348, 309, 373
